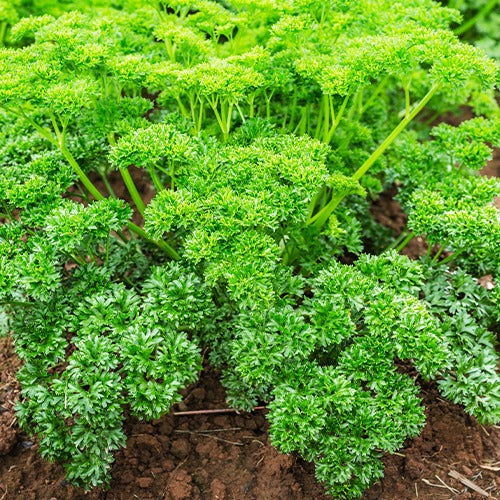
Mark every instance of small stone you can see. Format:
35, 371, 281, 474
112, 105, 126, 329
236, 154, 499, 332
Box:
21, 441, 34, 449
137, 477, 154, 488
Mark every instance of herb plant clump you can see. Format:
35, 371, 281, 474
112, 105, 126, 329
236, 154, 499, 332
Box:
0, 0, 498, 497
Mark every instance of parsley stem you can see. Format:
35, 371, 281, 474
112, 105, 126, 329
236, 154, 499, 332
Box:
325, 94, 349, 143
395, 231, 415, 252
120, 167, 146, 216
360, 75, 390, 116
62, 133, 177, 258
353, 84, 439, 181
431, 240, 449, 263
126, 222, 180, 260
454, 0, 497, 36
149, 167, 165, 191
0, 22, 7, 47
439, 248, 464, 265
59, 143, 105, 201
306, 85, 439, 231
386, 229, 411, 251
99, 172, 116, 197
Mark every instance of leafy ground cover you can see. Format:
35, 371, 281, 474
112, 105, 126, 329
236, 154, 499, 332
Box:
0, 0, 499, 498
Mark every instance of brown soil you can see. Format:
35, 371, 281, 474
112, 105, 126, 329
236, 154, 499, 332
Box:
1, 335, 499, 500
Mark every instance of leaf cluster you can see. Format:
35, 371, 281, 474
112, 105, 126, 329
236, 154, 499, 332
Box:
0, 0, 498, 497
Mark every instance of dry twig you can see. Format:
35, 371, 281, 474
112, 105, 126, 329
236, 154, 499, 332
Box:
173, 429, 243, 446
173, 406, 266, 416
480, 462, 500, 472
435, 474, 460, 494
448, 469, 489, 497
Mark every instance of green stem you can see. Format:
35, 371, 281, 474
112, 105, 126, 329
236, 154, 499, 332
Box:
104, 235, 110, 265
431, 238, 451, 263
175, 95, 190, 118
197, 98, 205, 134
225, 102, 234, 137
49, 111, 62, 143
170, 161, 175, 190
386, 229, 411, 251
299, 104, 309, 135
404, 86, 411, 118
235, 102, 246, 124
265, 90, 274, 121
325, 94, 349, 143
308, 85, 438, 231
455, 0, 497, 36
395, 231, 415, 252
0, 22, 7, 47
149, 167, 165, 191
426, 242, 434, 258
207, 97, 227, 140
99, 171, 116, 197
69, 253, 87, 266
120, 167, 145, 216
439, 248, 464, 266
20, 111, 178, 258
16, 110, 59, 146
188, 93, 197, 126
248, 94, 255, 119
353, 84, 439, 182
59, 143, 105, 201
287, 90, 298, 132
126, 222, 180, 260
360, 75, 389, 116
307, 185, 326, 219
85, 241, 97, 264
115, 230, 130, 244
314, 96, 325, 140
308, 191, 344, 229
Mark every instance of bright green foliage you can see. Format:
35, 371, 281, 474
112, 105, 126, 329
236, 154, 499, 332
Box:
220, 258, 446, 497
389, 118, 500, 273
447, 0, 500, 61
420, 263, 500, 423
145, 132, 334, 308
12, 263, 207, 487
0, 0, 498, 497
358, 252, 500, 424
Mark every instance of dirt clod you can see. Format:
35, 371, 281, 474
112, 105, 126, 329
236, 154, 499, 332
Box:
210, 478, 226, 499
137, 477, 154, 488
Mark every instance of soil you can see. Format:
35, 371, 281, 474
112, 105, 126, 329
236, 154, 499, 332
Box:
0, 333, 499, 500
